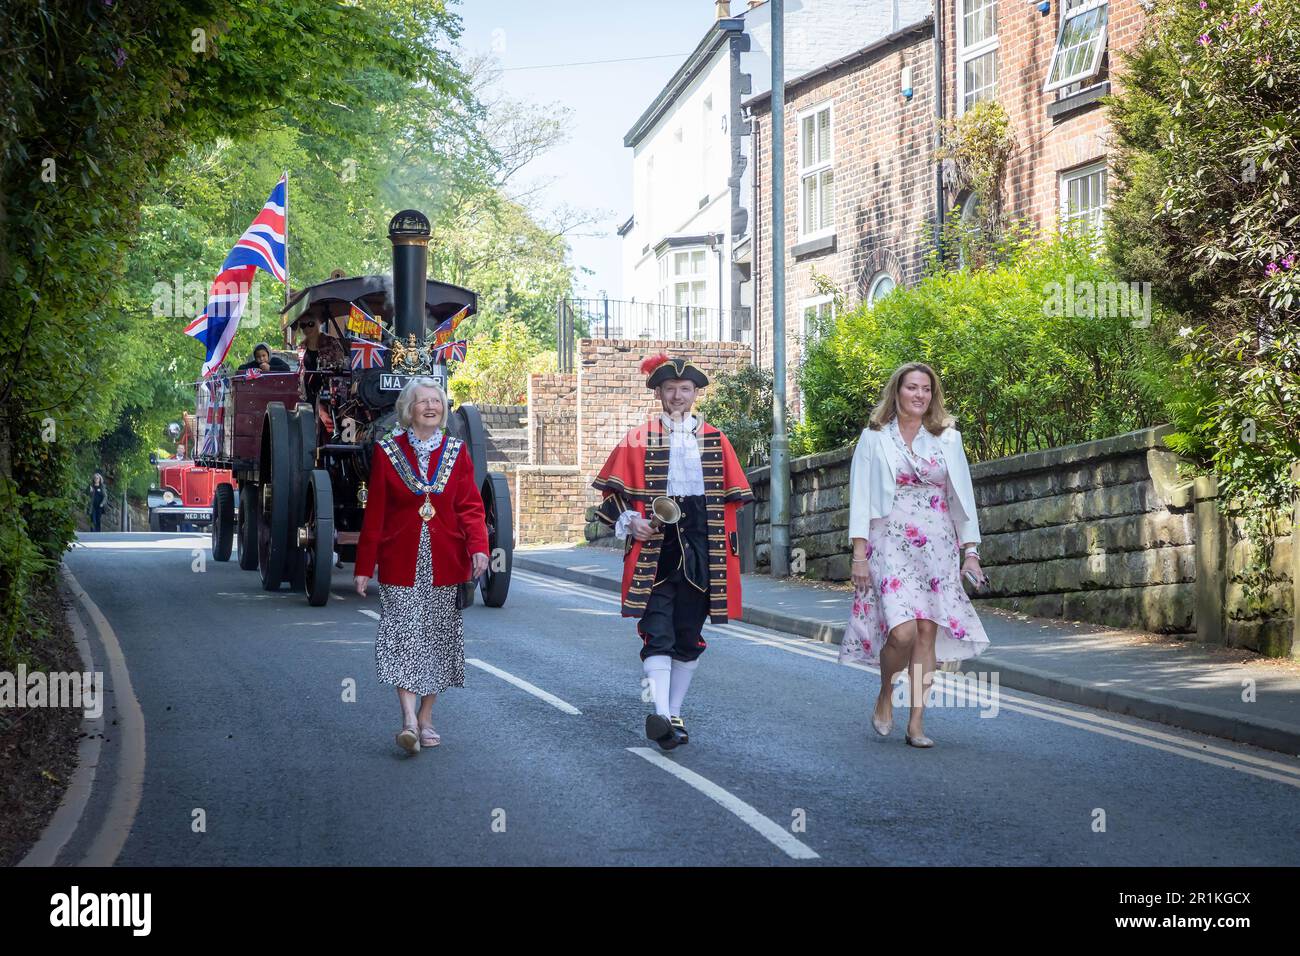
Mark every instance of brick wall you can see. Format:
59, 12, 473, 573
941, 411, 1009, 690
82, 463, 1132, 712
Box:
527, 373, 577, 466
940, 0, 1147, 231
513, 466, 590, 545
747, 4, 1148, 413
509, 339, 752, 548
750, 24, 937, 415
576, 339, 753, 472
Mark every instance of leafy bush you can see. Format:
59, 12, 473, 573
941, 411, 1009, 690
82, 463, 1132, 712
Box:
1106, 0, 1300, 601
1108, 0, 1300, 336
796, 234, 1170, 461
448, 317, 556, 406
696, 364, 774, 467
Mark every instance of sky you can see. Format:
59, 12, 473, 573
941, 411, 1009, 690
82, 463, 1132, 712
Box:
455, 0, 731, 301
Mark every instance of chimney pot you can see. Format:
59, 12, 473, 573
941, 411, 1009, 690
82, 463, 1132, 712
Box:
716, 0, 730, 19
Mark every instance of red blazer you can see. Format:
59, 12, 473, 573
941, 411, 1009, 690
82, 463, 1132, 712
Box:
354, 431, 489, 587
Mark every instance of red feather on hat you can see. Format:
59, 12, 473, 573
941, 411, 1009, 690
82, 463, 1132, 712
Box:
640, 352, 671, 376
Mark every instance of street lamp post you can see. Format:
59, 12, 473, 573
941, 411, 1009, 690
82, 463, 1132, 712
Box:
769, 0, 791, 577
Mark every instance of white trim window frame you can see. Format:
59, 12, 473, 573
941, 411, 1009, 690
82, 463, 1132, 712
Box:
1044, 0, 1109, 93
800, 294, 835, 343
797, 294, 835, 421
867, 272, 897, 308
1059, 160, 1108, 240
665, 247, 708, 338
797, 101, 835, 240
956, 0, 999, 114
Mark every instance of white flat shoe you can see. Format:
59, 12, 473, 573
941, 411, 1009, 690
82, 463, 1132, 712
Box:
871, 714, 893, 737
905, 733, 934, 749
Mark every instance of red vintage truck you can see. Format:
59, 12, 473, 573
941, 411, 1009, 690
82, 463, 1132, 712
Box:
147, 414, 237, 532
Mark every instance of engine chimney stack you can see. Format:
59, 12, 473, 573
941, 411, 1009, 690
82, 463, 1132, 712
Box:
387, 209, 431, 342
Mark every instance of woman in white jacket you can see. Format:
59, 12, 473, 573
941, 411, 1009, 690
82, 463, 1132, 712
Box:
839, 362, 989, 748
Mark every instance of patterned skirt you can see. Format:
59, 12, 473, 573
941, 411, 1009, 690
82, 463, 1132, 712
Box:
375, 524, 465, 696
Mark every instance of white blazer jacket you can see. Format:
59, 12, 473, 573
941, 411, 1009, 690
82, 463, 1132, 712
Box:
847, 424, 981, 546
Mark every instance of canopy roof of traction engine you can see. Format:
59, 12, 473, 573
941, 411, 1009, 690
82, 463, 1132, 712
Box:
278, 275, 477, 340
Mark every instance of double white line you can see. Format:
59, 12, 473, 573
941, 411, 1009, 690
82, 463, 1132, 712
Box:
516, 570, 1300, 791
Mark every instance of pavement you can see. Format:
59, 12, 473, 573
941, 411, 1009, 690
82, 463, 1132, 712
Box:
47, 532, 1300, 865
515, 543, 1300, 757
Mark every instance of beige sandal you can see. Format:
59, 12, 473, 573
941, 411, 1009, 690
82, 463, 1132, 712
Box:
419, 726, 441, 748
396, 725, 420, 754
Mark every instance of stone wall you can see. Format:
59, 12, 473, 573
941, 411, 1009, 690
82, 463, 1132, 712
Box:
747, 426, 1297, 656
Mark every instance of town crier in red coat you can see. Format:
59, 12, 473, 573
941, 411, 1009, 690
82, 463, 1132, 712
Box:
592, 353, 753, 751
354, 377, 489, 755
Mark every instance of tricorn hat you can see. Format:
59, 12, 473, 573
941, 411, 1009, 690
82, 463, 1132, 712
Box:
641, 352, 709, 389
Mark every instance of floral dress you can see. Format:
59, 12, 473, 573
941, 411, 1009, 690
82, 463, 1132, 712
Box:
374, 429, 466, 696
839, 419, 989, 665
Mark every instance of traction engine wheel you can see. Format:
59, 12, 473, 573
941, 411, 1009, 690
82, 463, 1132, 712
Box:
211, 482, 235, 562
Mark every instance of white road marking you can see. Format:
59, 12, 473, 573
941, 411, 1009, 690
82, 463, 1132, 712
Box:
628, 747, 819, 860
359, 609, 381, 620
467, 659, 582, 715
514, 570, 1300, 782
54, 565, 147, 866
20, 582, 104, 866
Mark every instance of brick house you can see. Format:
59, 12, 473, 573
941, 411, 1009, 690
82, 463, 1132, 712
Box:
747, 0, 1147, 414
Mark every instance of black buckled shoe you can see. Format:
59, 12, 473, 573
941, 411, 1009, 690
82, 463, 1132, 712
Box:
646, 714, 680, 751
670, 716, 689, 745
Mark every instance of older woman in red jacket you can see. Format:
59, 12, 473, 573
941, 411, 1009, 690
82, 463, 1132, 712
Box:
354, 378, 489, 754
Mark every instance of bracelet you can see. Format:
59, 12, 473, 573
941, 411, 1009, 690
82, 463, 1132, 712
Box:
964, 549, 980, 560
851, 557, 870, 564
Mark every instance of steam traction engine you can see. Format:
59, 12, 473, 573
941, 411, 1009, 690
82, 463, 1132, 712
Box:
193, 210, 513, 608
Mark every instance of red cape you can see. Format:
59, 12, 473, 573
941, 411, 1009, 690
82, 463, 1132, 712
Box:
592, 417, 753, 623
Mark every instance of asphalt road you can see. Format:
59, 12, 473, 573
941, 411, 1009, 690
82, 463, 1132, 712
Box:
56, 532, 1300, 866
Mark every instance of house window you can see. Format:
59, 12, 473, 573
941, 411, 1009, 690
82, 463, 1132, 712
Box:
660, 248, 707, 338
1045, 0, 1108, 92
797, 295, 835, 419
798, 103, 834, 238
957, 0, 999, 112
1060, 162, 1108, 239
867, 273, 896, 307
801, 295, 834, 341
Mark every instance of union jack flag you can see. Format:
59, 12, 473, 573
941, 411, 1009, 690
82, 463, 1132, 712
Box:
432, 304, 471, 346
350, 338, 388, 370
431, 339, 468, 364
199, 375, 229, 457
185, 174, 288, 377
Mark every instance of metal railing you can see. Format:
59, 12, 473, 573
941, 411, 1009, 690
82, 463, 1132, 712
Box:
557, 297, 751, 371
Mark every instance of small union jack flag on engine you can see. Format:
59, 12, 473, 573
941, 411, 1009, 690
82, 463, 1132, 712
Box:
350, 338, 388, 370
431, 339, 468, 364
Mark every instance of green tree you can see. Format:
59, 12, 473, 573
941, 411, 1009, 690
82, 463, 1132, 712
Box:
0, 0, 464, 671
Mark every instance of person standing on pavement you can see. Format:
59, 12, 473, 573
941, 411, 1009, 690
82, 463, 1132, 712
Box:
354, 378, 490, 755
839, 362, 989, 748
592, 354, 754, 751
87, 472, 108, 532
